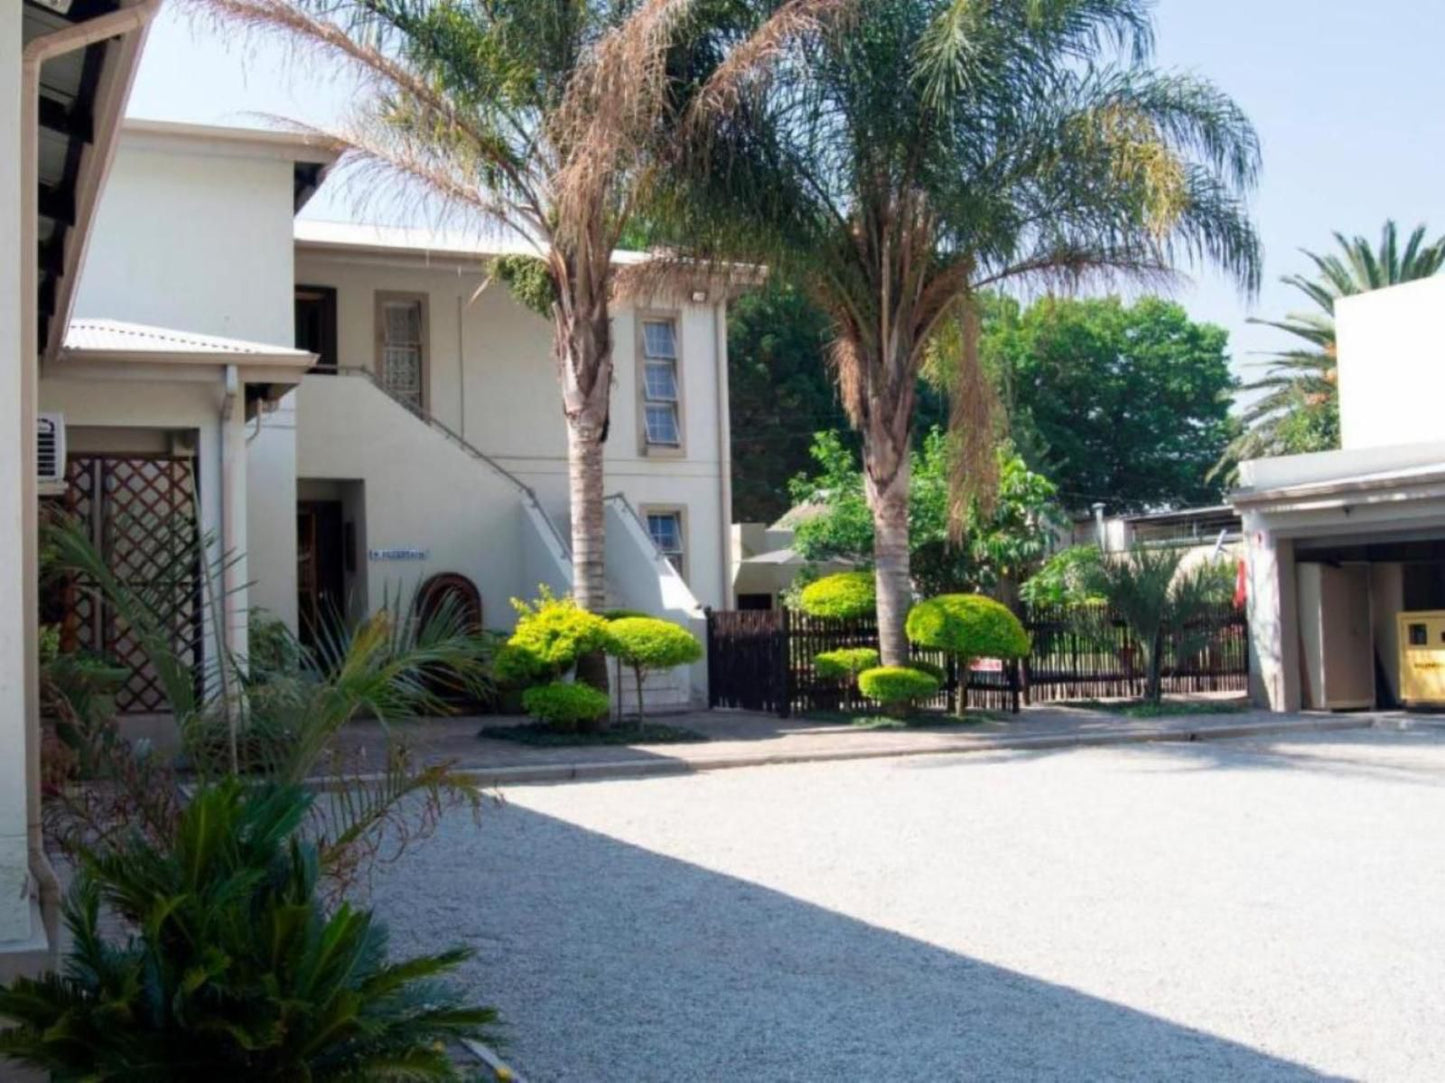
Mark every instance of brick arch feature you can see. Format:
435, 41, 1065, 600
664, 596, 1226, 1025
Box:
414, 573, 483, 633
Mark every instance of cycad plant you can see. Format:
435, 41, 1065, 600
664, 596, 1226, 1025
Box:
671, 0, 1261, 664
182, 0, 847, 697
1220, 220, 1445, 470
1089, 545, 1227, 705
0, 780, 495, 1080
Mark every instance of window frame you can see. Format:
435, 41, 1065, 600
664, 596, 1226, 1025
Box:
636, 311, 685, 457
374, 290, 430, 412
641, 504, 689, 581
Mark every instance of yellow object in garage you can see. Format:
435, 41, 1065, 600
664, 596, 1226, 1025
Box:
1398, 611, 1445, 706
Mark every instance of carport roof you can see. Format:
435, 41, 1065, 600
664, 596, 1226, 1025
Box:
1232, 459, 1445, 509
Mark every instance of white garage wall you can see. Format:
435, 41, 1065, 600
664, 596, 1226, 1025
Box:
1337, 277, 1445, 452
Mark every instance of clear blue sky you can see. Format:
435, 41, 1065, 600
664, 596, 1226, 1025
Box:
127, 0, 1445, 391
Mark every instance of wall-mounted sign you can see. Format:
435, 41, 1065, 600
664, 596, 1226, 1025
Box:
369, 547, 430, 562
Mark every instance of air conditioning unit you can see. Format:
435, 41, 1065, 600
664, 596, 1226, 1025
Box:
37, 413, 66, 486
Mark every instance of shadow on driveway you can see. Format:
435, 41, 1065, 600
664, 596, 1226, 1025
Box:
373, 803, 1333, 1081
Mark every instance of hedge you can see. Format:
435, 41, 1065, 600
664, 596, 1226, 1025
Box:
814, 647, 881, 681
521, 682, 610, 731
857, 666, 941, 711
905, 594, 1030, 660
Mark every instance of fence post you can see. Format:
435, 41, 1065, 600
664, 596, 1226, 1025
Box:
778, 607, 793, 718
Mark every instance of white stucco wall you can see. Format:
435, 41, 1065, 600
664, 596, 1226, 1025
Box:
1336, 277, 1445, 451
0, 2, 32, 947
247, 396, 299, 628
72, 135, 296, 344
294, 374, 533, 631
293, 247, 732, 610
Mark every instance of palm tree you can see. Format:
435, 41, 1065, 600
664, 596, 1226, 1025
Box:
1219, 220, 1445, 470
672, 0, 1261, 663
184, 0, 842, 687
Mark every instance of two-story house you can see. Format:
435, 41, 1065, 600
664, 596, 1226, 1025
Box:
54, 118, 733, 722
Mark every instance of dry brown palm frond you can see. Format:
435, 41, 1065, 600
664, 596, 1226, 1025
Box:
609, 251, 765, 305
551, 0, 690, 252
683, 0, 857, 140
925, 297, 1000, 542
828, 334, 867, 428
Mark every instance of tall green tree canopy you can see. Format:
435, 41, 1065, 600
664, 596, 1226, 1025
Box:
1220, 220, 1445, 472
676, 0, 1261, 663
984, 295, 1237, 513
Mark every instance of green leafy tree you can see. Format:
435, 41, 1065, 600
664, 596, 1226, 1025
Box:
791, 430, 1062, 602
983, 295, 1238, 511
1019, 546, 1106, 608
729, 280, 850, 522
674, 0, 1261, 665
606, 617, 704, 723
1220, 220, 1445, 472
190, 0, 845, 700
0, 780, 494, 1080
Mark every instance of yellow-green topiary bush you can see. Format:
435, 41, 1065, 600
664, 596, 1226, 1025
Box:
799, 571, 876, 620
814, 648, 881, 681
857, 665, 942, 717
504, 587, 614, 683
521, 681, 611, 732
606, 618, 703, 723
906, 594, 1029, 716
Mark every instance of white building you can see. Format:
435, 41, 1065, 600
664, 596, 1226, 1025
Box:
2, 15, 735, 970
1234, 275, 1445, 712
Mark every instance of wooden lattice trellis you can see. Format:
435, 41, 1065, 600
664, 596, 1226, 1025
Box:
55, 456, 204, 714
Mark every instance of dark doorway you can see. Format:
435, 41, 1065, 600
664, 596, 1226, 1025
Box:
738, 593, 774, 611
295, 285, 338, 372
298, 500, 345, 645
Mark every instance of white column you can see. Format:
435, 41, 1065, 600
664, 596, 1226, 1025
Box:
1244, 514, 1301, 713
0, 4, 35, 948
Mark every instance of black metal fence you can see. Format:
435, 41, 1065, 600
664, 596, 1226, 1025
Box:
706, 603, 1248, 718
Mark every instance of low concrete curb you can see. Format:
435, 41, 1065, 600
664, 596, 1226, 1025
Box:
448, 715, 1373, 790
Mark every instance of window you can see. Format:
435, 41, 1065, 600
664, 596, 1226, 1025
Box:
377, 294, 427, 410
640, 317, 681, 450
646, 509, 686, 577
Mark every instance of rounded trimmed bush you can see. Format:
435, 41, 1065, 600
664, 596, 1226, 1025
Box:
606, 618, 703, 722
799, 572, 876, 620
857, 666, 942, 713
905, 594, 1030, 660
607, 618, 703, 670
814, 648, 881, 681
602, 608, 650, 622
521, 681, 610, 731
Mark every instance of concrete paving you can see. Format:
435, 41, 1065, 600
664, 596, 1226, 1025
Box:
372, 726, 1445, 1081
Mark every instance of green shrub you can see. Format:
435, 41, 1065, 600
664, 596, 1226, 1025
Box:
906, 594, 1030, 660
0, 780, 494, 1079
799, 571, 876, 620
1020, 546, 1106, 607
606, 618, 703, 723
522, 681, 611, 731
907, 595, 1028, 717
505, 587, 614, 683
814, 647, 881, 681
247, 607, 305, 681
858, 665, 942, 716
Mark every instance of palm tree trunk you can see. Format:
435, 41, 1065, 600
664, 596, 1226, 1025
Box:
866, 448, 912, 666
567, 419, 607, 612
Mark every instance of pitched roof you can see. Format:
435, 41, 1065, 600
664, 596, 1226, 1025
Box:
63, 319, 313, 363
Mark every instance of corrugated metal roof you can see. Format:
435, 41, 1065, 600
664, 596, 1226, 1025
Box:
64, 318, 312, 360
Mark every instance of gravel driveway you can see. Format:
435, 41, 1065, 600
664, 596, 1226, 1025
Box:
371, 727, 1445, 1081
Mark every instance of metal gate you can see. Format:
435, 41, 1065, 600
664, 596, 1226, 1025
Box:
51, 456, 204, 714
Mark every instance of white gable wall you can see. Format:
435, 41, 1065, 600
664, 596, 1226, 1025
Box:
1336, 276, 1445, 451
72, 137, 295, 343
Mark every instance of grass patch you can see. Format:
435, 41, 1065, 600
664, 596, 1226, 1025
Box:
1062, 698, 1248, 720
480, 721, 710, 747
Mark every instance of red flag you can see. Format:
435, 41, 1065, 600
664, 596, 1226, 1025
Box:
1233, 558, 1247, 610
